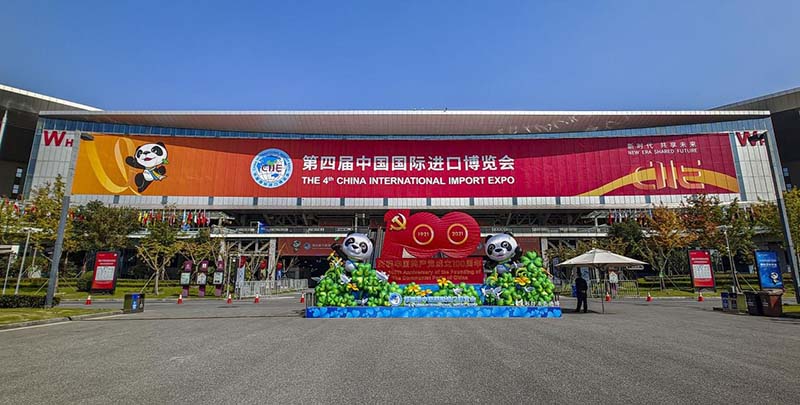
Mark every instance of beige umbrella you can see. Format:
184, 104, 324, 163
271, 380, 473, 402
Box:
557, 249, 647, 313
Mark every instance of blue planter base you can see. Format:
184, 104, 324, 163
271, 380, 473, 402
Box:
306, 305, 562, 318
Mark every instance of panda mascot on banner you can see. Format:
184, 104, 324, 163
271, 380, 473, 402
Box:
483, 232, 523, 275
331, 232, 374, 273
125, 142, 169, 193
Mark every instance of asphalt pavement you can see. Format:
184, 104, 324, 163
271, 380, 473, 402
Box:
1, 295, 799, 404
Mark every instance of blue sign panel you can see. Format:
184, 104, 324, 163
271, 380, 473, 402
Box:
755, 251, 783, 289
306, 306, 562, 318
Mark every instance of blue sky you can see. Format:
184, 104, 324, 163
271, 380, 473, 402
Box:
1, 0, 798, 111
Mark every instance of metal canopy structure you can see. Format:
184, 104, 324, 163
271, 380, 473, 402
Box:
39, 109, 769, 136
0, 84, 100, 114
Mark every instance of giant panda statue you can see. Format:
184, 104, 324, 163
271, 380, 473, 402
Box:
483, 232, 523, 275
331, 232, 374, 273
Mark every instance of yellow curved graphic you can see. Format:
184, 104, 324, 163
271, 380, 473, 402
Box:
83, 136, 140, 195
579, 166, 739, 197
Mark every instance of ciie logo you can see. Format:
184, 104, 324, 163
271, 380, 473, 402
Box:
388, 292, 402, 307
43, 131, 73, 147
250, 148, 293, 188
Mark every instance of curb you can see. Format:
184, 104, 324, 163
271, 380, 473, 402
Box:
0, 310, 121, 331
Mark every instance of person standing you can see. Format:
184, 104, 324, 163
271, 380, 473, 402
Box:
575, 274, 588, 313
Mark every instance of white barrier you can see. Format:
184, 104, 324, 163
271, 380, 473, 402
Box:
238, 279, 308, 298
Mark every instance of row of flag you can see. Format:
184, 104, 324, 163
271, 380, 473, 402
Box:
605, 206, 762, 225
138, 209, 212, 227
606, 210, 653, 225
2, 198, 32, 217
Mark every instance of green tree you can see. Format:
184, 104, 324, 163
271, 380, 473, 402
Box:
69, 201, 141, 253
682, 195, 725, 253
26, 176, 74, 276
179, 228, 218, 275
641, 206, 696, 283
608, 220, 646, 259
0, 199, 23, 245
753, 188, 800, 253
136, 220, 180, 295
721, 199, 757, 266
27, 175, 69, 247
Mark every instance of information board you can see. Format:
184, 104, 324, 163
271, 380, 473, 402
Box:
689, 250, 715, 289
91, 251, 118, 291
755, 250, 783, 289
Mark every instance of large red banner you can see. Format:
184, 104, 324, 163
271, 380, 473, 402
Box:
376, 258, 484, 284
689, 250, 715, 288
73, 133, 739, 198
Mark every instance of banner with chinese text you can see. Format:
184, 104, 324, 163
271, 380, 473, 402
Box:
71, 133, 740, 198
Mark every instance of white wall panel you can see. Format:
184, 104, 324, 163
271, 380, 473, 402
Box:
430, 198, 470, 207
343, 198, 383, 207
387, 198, 426, 207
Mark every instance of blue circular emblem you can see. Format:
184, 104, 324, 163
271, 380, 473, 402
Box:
251, 148, 292, 188
388, 292, 402, 307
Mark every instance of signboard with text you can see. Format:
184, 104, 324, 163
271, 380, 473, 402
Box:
376, 258, 484, 284
755, 250, 783, 289
689, 250, 715, 289
277, 237, 341, 257
91, 251, 118, 291
71, 133, 740, 198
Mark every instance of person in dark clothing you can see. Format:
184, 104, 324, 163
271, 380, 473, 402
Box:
575, 275, 588, 313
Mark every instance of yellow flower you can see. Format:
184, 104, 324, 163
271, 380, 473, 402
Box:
514, 276, 530, 286
437, 277, 449, 288
420, 289, 433, 297
406, 284, 420, 294
347, 283, 358, 291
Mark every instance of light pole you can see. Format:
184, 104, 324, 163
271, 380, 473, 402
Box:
2, 252, 16, 295
749, 130, 800, 303
13, 229, 31, 295
720, 226, 741, 293
45, 132, 94, 307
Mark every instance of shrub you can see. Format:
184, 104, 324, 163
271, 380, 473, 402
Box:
0, 295, 61, 308
76, 272, 94, 292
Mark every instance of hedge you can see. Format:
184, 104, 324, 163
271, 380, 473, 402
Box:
0, 295, 62, 308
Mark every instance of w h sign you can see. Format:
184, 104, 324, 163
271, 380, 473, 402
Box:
43, 130, 73, 147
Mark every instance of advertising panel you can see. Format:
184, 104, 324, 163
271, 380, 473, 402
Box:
71, 133, 739, 198
689, 250, 715, 289
91, 251, 118, 291
755, 250, 783, 289
277, 237, 342, 257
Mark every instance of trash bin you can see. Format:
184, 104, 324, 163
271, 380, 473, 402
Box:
744, 291, 763, 316
123, 293, 145, 313
758, 290, 783, 317
721, 292, 730, 311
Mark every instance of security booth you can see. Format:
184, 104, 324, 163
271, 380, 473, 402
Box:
213, 259, 225, 297
180, 260, 193, 297
755, 251, 784, 317
196, 260, 209, 297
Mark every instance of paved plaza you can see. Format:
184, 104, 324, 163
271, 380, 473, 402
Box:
1, 296, 799, 404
